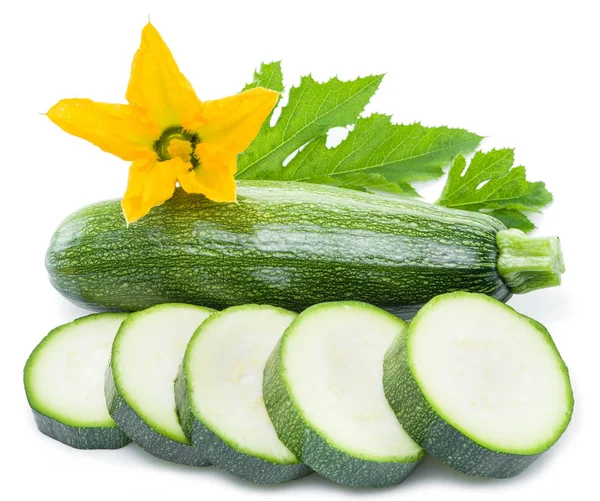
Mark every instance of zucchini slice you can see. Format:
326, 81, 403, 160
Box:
175, 305, 311, 484
106, 304, 214, 465
263, 302, 425, 487
383, 292, 574, 478
24, 313, 130, 449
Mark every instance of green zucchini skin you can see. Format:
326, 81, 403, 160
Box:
174, 366, 311, 484
32, 410, 130, 450
46, 181, 511, 319
263, 336, 423, 488
105, 367, 211, 466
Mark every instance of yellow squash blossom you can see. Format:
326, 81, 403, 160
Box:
47, 22, 278, 223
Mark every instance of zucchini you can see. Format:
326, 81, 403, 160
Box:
46, 182, 565, 319
24, 313, 130, 449
105, 304, 214, 465
175, 305, 311, 484
383, 292, 574, 478
263, 301, 424, 487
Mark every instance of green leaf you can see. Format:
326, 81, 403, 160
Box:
279, 114, 482, 190
237, 73, 384, 179
306, 172, 420, 197
242, 61, 284, 139
486, 209, 536, 233
437, 149, 552, 230
243, 61, 284, 93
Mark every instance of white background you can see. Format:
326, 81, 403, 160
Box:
1, 0, 598, 499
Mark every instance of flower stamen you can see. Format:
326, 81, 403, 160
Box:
167, 138, 192, 162
154, 126, 200, 167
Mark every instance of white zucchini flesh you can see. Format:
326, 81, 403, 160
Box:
287, 304, 421, 458
177, 305, 310, 483
413, 295, 571, 452
24, 313, 130, 449
383, 292, 574, 478
107, 304, 214, 465
264, 302, 424, 487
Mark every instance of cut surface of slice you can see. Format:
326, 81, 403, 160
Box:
24, 313, 130, 449
384, 292, 574, 478
176, 304, 311, 484
263, 301, 424, 487
106, 303, 214, 465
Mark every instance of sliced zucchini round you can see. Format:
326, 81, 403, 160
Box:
263, 302, 424, 487
175, 305, 311, 484
106, 303, 214, 465
383, 292, 574, 478
24, 313, 130, 449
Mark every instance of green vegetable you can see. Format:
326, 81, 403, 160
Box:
105, 304, 214, 465
237, 62, 482, 196
263, 301, 424, 487
46, 181, 564, 315
438, 149, 553, 232
175, 305, 311, 484
24, 313, 130, 450
383, 292, 574, 478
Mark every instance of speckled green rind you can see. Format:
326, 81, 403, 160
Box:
263, 338, 423, 487
46, 181, 511, 320
32, 410, 130, 450
301, 426, 421, 487
105, 366, 210, 466
174, 365, 310, 484
383, 294, 574, 478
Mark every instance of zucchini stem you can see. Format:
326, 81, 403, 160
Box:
497, 229, 565, 294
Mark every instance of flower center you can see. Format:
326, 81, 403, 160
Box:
154, 126, 200, 167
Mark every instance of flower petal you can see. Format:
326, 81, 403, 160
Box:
122, 156, 181, 223
190, 87, 279, 153
126, 23, 202, 129
47, 99, 158, 161
177, 143, 237, 202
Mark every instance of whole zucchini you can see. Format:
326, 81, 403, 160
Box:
46, 182, 564, 319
